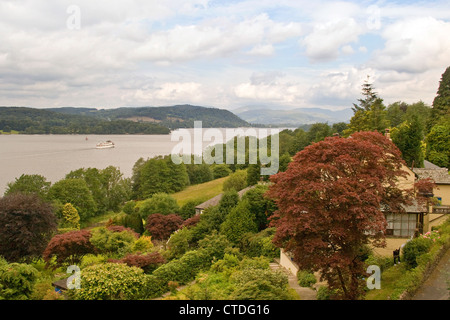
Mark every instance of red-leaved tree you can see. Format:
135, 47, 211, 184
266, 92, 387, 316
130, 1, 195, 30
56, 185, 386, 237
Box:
145, 214, 184, 241
43, 229, 96, 267
266, 131, 412, 300
109, 251, 166, 273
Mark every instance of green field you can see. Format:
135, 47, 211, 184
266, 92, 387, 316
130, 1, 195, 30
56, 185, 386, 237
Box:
172, 176, 227, 206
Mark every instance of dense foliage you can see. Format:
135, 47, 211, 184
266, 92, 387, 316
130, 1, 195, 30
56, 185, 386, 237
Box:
0, 193, 57, 262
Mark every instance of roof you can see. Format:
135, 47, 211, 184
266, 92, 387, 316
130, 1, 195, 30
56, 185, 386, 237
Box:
195, 185, 255, 210
52, 278, 69, 290
423, 160, 443, 169
412, 167, 450, 185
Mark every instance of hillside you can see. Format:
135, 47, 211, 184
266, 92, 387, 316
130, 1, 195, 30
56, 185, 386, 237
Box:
0, 107, 170, 135
234, 106, 353, 126
47, 104, 250, 129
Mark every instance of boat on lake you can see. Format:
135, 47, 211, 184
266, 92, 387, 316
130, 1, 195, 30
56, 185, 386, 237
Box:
96, 140, 115, 149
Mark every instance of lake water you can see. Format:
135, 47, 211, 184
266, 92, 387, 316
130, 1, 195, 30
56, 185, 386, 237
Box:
0, 128, 282, 195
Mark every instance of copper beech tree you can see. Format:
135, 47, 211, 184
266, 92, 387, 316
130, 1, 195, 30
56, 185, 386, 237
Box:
267, 131, 413, 300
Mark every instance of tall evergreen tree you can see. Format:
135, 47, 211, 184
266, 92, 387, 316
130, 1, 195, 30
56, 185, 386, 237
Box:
429, 66, 450, 128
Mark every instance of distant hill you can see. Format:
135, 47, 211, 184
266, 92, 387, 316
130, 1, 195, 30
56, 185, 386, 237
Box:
0, 105, 250, 135
47, 105, 250, 129
0, 107, 170, 135
234, 106, 353, 126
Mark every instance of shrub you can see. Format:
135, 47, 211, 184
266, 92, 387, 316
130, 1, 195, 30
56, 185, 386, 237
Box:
89, 227, 137, 256
43, 229, 96, 267
316, 286, 332, 300
79, 254, 107, 268
402, 237, 433, 269
0, 262, 39, 300
297, 270, 317, 287
181, 215, 201, 229
132, 235, 154, 253
60, 203, 80, 230
122, 201, 137, 215
212, 164, 232, 179
230, 268, 291, 300
145, 213, 184, 241
139, 193, 180, 220
109, 252, 166, 274
122, 213, 144, 235
152, 248, 212, 285
179, 200, 201, 220
240, 228, 279, 259
223, 170, 247, 192
74, 263, 147, 300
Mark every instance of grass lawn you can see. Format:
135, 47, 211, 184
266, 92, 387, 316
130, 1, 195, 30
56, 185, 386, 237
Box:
172, 176, 228, 207
365, 263, 407, 300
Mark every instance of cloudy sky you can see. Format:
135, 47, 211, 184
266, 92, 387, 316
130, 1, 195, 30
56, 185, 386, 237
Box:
1, 0, 449, 111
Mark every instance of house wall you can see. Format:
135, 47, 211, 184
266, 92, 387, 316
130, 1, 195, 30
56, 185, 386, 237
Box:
434, 184, 450, 206
279, 249, 299, 276
397, 164, 416, 191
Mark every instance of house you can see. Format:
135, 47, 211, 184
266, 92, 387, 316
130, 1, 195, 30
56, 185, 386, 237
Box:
194, 186, 255, 215
413, 160, 450, 229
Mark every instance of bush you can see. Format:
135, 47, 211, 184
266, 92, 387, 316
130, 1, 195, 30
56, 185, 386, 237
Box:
122, 212, 144, 235
223, 170, 248, 192
297, 270, 317, 287
145, 213, 184, 241
0, 261, 39, 300
74, 263, 147, 300
89, 227, 137, 256
230, 268, 291, 300
212, 164, 232, 179
139, 193, 180, 220
240, 228, 279, 259
109, 252, 166, 274
316, 286, 333, 300
43, 229, 96, 267
402, 237, 433, 268
132, 235, 154, 253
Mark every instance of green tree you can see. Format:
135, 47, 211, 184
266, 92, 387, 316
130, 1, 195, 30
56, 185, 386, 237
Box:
61, 203, 80, 230
5, 174, 51, 198
48, 178, 97, 221
223, 170, 248, 192
391, 115, 425, 167
386, 101, 408, 128
425, 121, 450, 168
429, 66, 450, 129
246, 164, 261, 186
241, 184, 275, 231
211, 164, 232, 179
352, 76, 378, 112
139, 193, 180, 220
344, 98, 389, 136
220, 199, 258, 244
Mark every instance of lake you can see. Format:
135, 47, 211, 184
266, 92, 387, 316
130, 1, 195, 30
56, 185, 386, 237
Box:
0, 128, 282, 195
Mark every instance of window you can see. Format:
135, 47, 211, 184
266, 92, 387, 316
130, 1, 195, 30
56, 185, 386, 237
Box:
385, 213, 418, 238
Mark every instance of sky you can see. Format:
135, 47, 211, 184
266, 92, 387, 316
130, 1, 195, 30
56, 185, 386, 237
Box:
0, 0, 449, 111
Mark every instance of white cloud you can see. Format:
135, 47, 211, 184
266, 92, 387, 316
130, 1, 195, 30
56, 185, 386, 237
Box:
372, 17, 450, 74
301, 18, 363, 62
